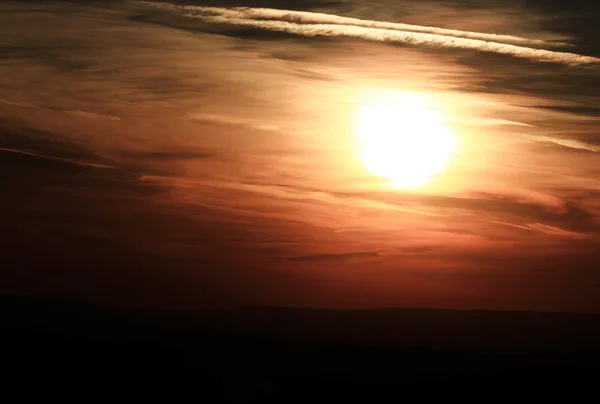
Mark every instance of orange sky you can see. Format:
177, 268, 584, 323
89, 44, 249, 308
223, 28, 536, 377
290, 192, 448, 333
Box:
1, 0, 599, 312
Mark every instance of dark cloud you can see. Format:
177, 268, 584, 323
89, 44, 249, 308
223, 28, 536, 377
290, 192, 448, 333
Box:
0, 42, 93, 73
534, 104, 600, 117
0, 122, 103, 163
467, 59, 600, 103
526, 0, 600, 57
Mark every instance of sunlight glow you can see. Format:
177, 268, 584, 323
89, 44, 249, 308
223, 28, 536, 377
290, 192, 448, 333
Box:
355, 91, 459, 189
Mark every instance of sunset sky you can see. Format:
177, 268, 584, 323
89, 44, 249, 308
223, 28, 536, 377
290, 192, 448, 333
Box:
1, 0, 599, 313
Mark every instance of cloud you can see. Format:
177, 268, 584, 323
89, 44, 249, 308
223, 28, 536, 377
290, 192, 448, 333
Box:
116, 149, 216, 161
188, 113, 281, 131
330, 190, 600, 236
286, 251, 381, 262
143, 2, 600, 65
166, 4, 564, 47
61, 110, 121, 121
0, 122, 111, 166
0, 147, 115, 169
527, 135, 600, 153
527, 222, 586, 237
0, 99, 121, 122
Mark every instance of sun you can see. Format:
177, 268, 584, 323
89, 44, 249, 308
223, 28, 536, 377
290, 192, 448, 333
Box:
355, 91, 459, 189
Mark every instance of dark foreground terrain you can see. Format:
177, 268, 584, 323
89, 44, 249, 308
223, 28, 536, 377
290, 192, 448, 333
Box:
1, 295, 600, 403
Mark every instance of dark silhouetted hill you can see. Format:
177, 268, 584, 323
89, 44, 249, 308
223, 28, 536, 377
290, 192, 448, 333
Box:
1, 294, 599, 403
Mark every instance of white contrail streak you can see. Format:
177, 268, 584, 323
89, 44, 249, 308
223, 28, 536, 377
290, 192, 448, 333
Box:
171, 5, 566, 48
143, 2, 600, 65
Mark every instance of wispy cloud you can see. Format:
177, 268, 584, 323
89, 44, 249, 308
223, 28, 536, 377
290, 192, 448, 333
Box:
286, 251, 381, 262
528, 135, 600, 153
61, 110, 121, 121
143, 2, 600, 65
0, 147, 116, 169
527, 222, 588, 238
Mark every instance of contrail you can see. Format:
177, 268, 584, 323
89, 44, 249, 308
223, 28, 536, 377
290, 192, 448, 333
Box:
168, 5, 566, 48
143, 2, 600, 65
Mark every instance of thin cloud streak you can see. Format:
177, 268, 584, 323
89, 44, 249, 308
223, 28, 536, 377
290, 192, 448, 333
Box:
0, 148, 116, 169
143, 2, 599, 65
286, 251, 381, 262
145, 3, 565, 47
528, 135, 600, 153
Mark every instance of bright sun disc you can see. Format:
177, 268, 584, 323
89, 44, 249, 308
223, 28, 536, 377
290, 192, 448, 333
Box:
355, 91, 458, 189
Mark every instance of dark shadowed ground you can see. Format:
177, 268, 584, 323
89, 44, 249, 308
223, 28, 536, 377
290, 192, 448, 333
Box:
1, 294, 599, 403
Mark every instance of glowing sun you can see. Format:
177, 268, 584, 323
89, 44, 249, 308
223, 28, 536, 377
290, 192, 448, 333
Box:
355, 91, 458, 189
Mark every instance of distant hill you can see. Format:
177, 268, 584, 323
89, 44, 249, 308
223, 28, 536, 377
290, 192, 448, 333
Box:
196, 305, 600, 353
1, 293, 599, 402
2, 294, 600, 353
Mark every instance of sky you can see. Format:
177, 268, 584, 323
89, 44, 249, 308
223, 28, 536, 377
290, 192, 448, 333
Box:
1, 0, 599, 313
